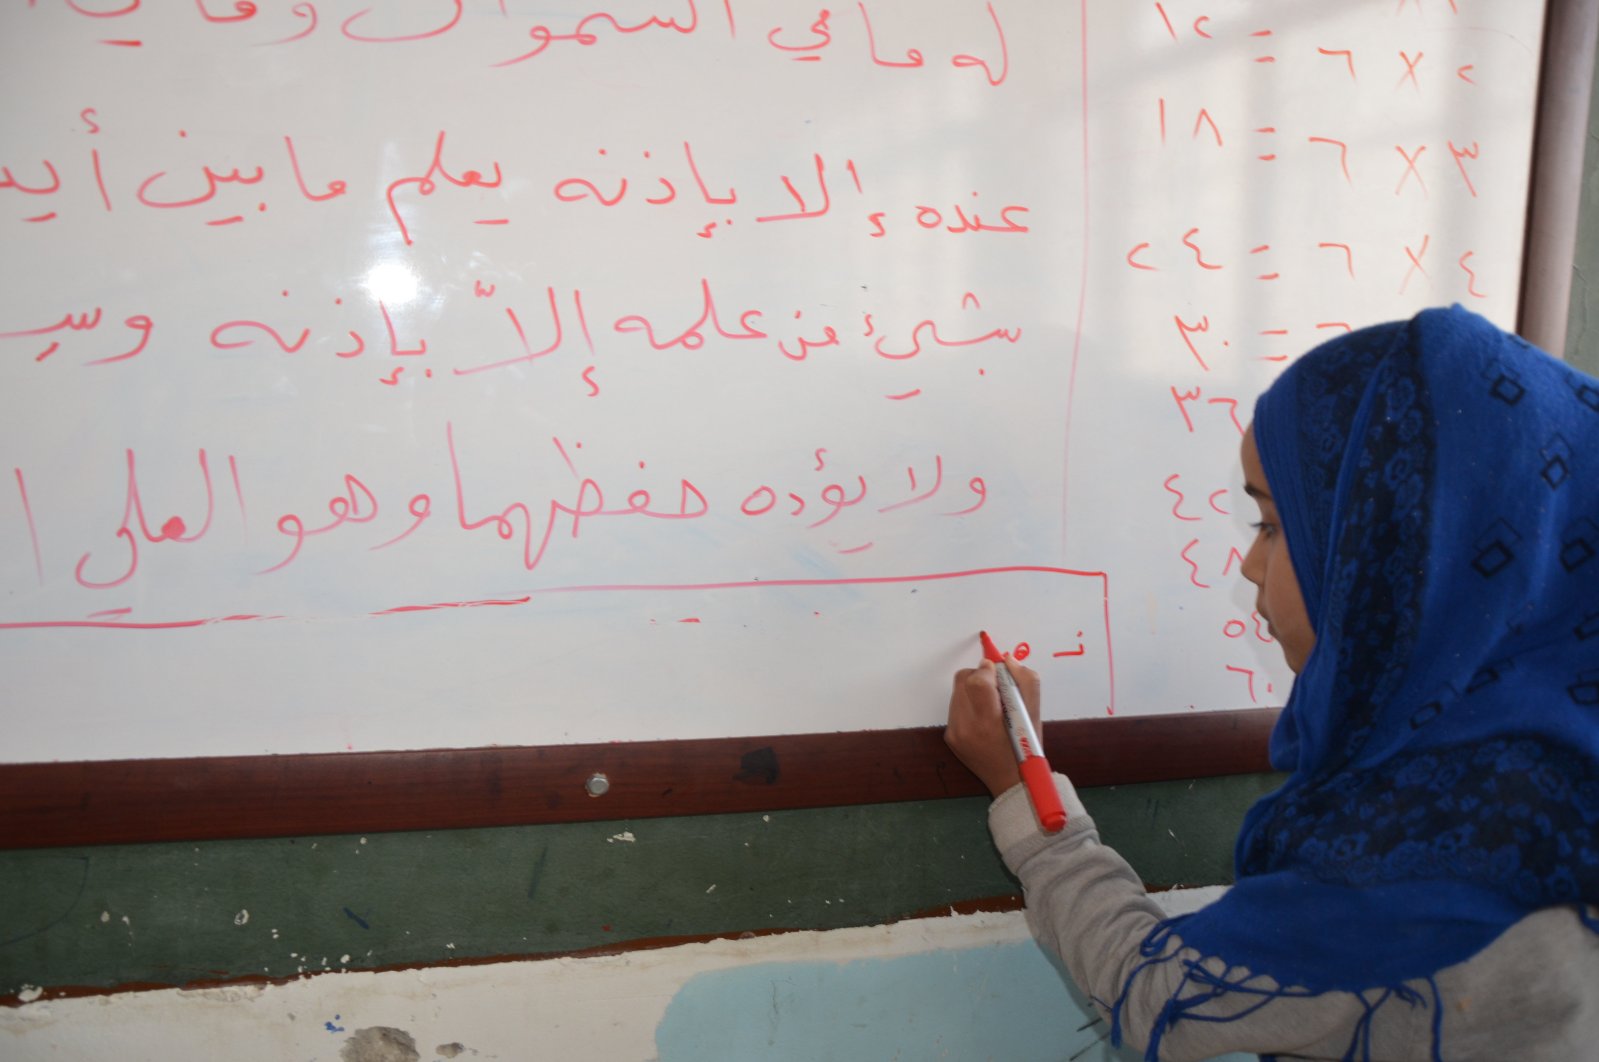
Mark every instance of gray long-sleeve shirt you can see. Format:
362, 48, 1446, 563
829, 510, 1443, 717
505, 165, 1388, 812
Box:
990, 775, 1599, 1061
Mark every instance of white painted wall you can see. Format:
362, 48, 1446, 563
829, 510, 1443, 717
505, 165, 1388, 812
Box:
2, 890, 1250, 1062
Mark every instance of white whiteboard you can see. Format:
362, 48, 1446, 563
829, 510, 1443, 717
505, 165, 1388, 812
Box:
0, 1, 1543, 761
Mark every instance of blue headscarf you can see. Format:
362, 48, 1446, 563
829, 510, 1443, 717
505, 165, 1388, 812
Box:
1113, 306, 1599, 1059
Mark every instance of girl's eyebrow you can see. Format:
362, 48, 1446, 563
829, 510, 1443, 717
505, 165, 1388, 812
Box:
1243, 482, 1273, 502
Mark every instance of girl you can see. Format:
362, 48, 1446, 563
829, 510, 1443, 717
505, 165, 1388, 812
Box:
945, 305, 1599, 1060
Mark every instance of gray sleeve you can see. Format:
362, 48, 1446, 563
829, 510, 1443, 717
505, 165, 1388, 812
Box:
988, 775, 1372, 1062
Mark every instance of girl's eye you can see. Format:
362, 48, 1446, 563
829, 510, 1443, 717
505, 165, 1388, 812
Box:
1250, 521, 1275, 538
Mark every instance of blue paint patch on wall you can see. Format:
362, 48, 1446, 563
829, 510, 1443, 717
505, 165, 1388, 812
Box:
655, 939, 1257, 1061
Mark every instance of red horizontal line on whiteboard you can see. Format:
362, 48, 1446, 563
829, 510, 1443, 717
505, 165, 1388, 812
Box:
0, 614, 271, 631
524, 566, 1116, 715
372, 597, 532, 615
0, 568, 1118, 717
1, 566, 1106, 629
474, 218, 510, 225
529, 565, 1106, 595
101, 39, 143, 46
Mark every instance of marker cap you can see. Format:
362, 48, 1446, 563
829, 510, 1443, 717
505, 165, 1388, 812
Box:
1020, 757, 1066, 832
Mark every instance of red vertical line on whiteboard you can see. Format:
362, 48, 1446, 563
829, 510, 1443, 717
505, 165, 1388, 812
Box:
13, 469, 44, 584
1225, 664, 1258, 702
228, 455, 247, 538
1100, 572, 1116, 714
1458, 251, 1486, 298
91, 149, 113, 211
1154, 3, 1176, 40
1158, 97, 1167, 143
573, 290, 596, 354
1061, 0, 1090, 560
721, 0, 736, 37
552, 437, 579, 477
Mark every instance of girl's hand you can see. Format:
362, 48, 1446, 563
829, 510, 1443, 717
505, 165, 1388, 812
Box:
943, 658, 1043, 798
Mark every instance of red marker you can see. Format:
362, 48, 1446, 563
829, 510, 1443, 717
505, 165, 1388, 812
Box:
980, 631, 1067, 833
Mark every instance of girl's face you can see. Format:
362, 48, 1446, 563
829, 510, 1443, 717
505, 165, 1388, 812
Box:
1240, 427, 1316, 673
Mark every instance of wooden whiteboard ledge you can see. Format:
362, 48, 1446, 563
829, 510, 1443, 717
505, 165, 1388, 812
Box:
0, 708, 1278, 849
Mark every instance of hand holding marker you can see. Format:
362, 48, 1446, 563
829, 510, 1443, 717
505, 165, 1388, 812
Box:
980, 631, 1067, 833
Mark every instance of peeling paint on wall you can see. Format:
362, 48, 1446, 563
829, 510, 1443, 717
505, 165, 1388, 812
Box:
1, 895, 1243, 1061
340, 1026, 419, 1062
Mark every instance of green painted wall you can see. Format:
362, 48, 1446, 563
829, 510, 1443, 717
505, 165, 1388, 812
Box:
0, 773, 1281, 999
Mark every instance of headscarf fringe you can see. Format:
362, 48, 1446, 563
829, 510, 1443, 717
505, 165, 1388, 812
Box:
1112, 921, 1446, 1062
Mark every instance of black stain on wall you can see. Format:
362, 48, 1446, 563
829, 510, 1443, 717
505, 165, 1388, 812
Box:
734, 747, 780, 785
